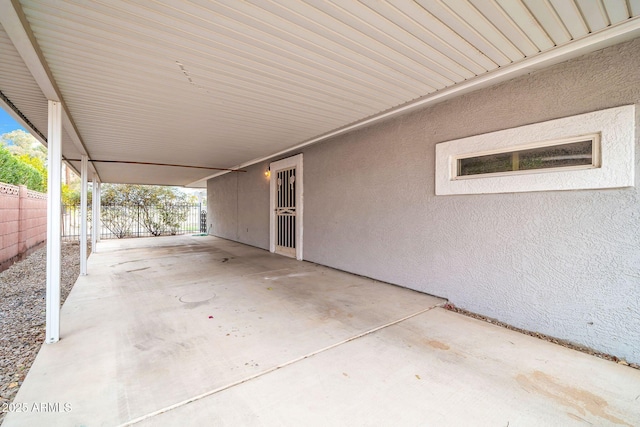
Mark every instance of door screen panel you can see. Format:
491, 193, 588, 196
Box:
275, 167, 296, 257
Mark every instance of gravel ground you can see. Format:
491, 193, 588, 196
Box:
443, 302, 639, 370
0, 241, 86, 424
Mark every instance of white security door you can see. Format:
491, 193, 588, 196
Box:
275, 167, 296, 257
269, 154, 303, 260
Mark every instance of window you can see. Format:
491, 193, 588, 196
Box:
435, 105, 634, 195
455, 135, 599, 179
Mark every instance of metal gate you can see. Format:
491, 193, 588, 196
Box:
275, 167, 296, 257
200, 209, 207, 233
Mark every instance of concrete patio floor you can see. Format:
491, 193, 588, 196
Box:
3, 236, 640, 426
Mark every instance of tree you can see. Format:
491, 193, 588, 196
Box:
0, 131, 47, 191
18, 153, 47, 191
62, 182, 92, 205
100, 184, 195, 237
101, 184, 193, 205
0, 130, 46, 161
0, 145, 46, 191
101, 205, 134, 238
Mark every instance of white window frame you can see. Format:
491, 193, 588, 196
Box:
453, 133, 601, 180
435, 105, 635, 195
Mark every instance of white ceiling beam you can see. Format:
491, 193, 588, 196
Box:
0, 0, 100, 180
188, 16, 640, 187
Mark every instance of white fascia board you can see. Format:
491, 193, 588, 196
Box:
188, 16, 640, 187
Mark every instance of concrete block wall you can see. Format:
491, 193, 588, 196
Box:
208, 37, 640, 363
22, 189, 47, 252
0, 183, 21, 268
0, 183, 47, 270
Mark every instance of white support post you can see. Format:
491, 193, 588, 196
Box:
91, 176, 99, 251
46, 100, 62, 344
79, 155, 88, 275
96, 181, 101, 243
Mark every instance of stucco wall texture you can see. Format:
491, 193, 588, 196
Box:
208, 38, 640, 363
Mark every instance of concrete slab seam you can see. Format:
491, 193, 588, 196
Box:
116, 301, 446, 426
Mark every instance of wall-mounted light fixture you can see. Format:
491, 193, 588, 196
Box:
264, 166, 270, 179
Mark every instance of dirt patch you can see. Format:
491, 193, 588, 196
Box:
516, 370, 632, 426
428, 340, 450, 351
443, 303, 639, 370
0, 241, 88, 424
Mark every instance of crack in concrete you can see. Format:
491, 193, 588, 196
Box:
116, 301, 445, 426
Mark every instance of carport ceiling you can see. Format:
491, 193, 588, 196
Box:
1, 1, 639, 187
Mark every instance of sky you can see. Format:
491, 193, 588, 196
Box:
0, 107, 26, 135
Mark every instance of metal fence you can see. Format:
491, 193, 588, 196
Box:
62, 203, 207, 240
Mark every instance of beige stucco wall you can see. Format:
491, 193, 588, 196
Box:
208, 37, 640, 363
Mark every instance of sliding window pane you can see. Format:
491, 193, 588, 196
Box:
518, 140, 592, 171
458, 153, 513, 176
457, 139, 594, 177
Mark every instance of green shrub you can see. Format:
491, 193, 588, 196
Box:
0, 145, 46, 191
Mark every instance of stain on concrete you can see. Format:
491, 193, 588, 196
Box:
428, 340, 450, 350
179, 291, 217, 304
111, 259, 145, 267
181, 300, 209, 309
566, 412, 594, 424
126, 267, 150, 273
516, 371, 631, 426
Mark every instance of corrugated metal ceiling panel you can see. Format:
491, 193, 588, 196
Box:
0, 0, 638, 186
0, 23, 82, 161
